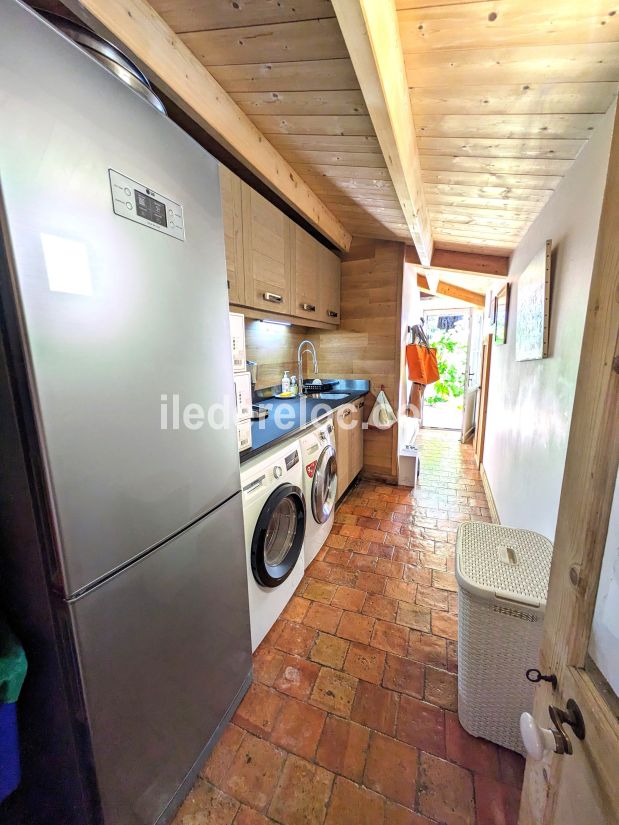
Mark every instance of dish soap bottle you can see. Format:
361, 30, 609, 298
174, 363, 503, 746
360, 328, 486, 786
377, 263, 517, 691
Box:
281, 371, 291, 394
290, 375, 298, 396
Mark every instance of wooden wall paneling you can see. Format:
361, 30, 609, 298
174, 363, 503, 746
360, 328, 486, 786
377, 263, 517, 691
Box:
316, 239, 405, 482
244, 319, 310, 390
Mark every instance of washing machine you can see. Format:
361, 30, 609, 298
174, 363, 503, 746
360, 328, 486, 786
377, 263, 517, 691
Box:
241, 440, 306, 651
300, 416, 338, 567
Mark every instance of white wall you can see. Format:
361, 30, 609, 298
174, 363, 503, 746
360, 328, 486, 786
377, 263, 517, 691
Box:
483, 102, 616, 540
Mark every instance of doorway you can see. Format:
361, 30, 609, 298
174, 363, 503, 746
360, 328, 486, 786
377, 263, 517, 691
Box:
421, 306, 470, 431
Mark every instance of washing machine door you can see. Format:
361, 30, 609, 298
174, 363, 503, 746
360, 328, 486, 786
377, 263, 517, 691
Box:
251, 483, 306, 588
312, 445, 338, 525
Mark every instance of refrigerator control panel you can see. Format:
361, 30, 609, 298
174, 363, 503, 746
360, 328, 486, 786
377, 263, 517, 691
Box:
109, 169, 185, 241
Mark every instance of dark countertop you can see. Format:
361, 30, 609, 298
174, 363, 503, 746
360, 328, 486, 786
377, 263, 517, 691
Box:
240, 379, 370, 463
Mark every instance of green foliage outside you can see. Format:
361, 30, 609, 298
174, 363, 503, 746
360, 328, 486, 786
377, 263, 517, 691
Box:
424, 321, 468, 406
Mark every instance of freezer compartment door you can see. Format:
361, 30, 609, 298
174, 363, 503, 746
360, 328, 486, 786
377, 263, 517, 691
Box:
0, 1, 240, 595
69, 494, 251, 825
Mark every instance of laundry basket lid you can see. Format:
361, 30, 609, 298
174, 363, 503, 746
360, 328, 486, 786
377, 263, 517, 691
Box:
456, 522, 553, 608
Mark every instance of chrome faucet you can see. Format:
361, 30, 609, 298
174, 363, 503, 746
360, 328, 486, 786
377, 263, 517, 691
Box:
297, 339, 318, 396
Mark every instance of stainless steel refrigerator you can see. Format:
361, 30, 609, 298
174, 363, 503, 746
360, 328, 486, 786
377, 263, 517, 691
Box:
0, 3, 252, 824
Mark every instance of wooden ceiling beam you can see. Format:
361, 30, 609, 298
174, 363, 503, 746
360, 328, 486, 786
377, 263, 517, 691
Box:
60, 0, 352, 251
405, 245, 509, 278
332, 0, 433, 265
417, 274, 485, 308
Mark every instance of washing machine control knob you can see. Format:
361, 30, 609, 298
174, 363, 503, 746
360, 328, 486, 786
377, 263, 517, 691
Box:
273, 465, 283, 479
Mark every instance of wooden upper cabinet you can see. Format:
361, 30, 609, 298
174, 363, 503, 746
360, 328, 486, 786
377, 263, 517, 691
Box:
242, 182, 292, 314
292, 225, 321, 322
320, 246, 341, 324
219, 165, 245, 306
220, 168, 339, 326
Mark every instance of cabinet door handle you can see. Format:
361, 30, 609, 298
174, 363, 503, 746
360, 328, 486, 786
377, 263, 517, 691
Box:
227, 280, 231, 289
327, 310, 338, 318
264, 292, 283, 303
301, 303, 316, 312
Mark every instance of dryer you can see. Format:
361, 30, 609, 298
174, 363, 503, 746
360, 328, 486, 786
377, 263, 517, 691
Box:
241, 440, 306, 651
300, 416, 338, 567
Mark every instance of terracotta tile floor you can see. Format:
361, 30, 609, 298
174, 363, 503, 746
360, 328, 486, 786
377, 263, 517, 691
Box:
172, 430, 524, 825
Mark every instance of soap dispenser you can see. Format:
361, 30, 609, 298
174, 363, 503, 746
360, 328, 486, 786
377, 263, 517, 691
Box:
281, 371, 291, 394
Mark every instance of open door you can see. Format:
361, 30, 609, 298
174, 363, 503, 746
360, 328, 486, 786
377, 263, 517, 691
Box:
518, 105, 619, 825
462, 308, 483, 443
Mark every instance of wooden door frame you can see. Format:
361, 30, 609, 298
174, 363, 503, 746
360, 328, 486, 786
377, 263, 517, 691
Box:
519, 104, 619, 824
473, 333, 492, 467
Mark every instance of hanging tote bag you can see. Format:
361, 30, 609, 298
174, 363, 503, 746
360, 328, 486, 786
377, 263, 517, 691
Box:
406, 324, 439, 385
367, 386, 397, 430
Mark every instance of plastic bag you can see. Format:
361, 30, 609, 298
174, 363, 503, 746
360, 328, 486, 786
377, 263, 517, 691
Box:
367, 388, 397, 430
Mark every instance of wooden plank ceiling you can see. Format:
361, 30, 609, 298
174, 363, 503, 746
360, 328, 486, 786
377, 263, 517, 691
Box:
149, 0, 618, 256
148, 0, 411, 243
396, 0, 619, 254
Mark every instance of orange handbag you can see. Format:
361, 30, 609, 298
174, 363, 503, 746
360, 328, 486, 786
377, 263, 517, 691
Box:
406, 342, 439, 385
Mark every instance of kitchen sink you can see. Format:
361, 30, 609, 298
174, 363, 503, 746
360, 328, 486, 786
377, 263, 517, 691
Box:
306, 392, 350, 400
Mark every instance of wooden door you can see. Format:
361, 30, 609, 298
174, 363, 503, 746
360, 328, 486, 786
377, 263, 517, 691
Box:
242, 183, 292, 314
292, 225, 321, 322
320, 246, 341, 325
518, 106, 619, 825
334, 405, 352, 500
473, 334, 492, 467
350, 398, 365, 482
219, 165, 245, 306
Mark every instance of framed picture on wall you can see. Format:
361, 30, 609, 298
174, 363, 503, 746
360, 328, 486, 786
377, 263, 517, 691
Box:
494, 284, 510, 345
515, 240, 552, 361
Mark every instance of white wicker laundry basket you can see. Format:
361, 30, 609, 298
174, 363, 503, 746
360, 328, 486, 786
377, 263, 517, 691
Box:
456, 522, 553, 754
